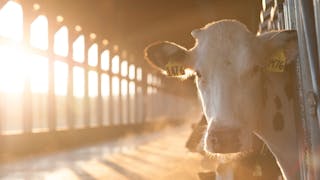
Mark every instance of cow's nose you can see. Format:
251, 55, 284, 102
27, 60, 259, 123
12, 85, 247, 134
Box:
206, 128, 241, 153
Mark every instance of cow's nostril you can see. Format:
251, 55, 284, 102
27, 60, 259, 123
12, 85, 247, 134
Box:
209, 135, 218, 145
206, 128, 242, 153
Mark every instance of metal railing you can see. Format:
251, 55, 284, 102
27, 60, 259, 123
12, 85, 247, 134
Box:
259, 0, 320, 179
0, 0, 195, 151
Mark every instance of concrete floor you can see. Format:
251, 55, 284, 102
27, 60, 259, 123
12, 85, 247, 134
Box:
0, 126, 207, 180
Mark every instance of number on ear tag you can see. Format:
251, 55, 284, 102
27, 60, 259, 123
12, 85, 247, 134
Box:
266, 50, 286, 72
165, 61, 185, 76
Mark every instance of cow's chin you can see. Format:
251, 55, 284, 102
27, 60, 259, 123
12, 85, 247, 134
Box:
204, 148, 253, 164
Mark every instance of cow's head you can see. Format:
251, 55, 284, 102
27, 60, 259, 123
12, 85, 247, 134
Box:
144, 20, 298, 157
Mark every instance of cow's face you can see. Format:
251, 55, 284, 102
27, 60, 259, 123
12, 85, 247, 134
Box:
144, 20, 297, 156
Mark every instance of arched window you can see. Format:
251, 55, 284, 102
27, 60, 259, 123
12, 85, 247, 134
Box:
73, 66, 85, 97
121, 61, 128, 77
30, 15, 48, 50
54, 61, 68, 96
54, 26, 68, 57
101, 50, 110, 71
88, 43, 98, 66
88, 71, 98, 97
0, 1, 23, 42
136, 67, 142, 81
73, 35, 85, 63
129, 64, 135, 80
111, 55, 120, 74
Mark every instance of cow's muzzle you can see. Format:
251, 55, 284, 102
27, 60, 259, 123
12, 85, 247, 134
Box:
206, 128, 241, 153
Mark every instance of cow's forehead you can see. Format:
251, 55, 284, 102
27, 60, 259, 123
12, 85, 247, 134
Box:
192, 20, 255, 71
193, 20, 252, 41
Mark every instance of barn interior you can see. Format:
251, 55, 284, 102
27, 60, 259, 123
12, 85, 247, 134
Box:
29, 0, 262, 97
0, 0, 288, 179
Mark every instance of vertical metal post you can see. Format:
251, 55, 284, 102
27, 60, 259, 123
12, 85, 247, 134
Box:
97, 42, 103, 127
0, 1, 6, 134
21, 6, 34, 133
83, 35, 90, 127
135, 65, 141, 124
100, 42, 110, 126
67, 29, 76, 129
314, 0, 320, 67
313, 0, 320, 124
0, 92, 2, 133
22, 69, 33, 133
126, 63, 130, 124
109, 49, 115, 126
141, 69, 148, 123
299, 0, 320, 98
119, 54, 123, 125
134, 65, 139, 124
294, 0, 320, 179
47, 15, 57, 132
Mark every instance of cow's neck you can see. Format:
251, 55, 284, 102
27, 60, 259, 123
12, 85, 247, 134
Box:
255, 67, 300, 180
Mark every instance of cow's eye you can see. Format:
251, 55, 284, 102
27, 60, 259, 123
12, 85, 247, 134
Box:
225, 60, 231, 66
195, 71, 202, 78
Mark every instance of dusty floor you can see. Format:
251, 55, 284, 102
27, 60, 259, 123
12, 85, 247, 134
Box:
0, 126, 207, 180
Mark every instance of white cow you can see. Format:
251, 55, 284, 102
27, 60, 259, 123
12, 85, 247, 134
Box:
144, 20, 299, 180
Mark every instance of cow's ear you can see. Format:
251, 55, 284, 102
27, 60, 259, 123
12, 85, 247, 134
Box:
144, 41, 194, 78
258, 30, 298, 72
267, 30, 298, 63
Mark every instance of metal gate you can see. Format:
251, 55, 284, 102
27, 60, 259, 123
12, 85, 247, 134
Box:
259, 0, 320, 179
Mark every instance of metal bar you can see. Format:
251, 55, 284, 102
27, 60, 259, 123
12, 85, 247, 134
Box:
314, 0, 320, 65
0, 92, 2, 133
299, 0, 320, 130
67, 30, 78, 129
83, 35, 90, 128
134, 67, 139, 124
126, 63, 130, 124
47, 16, 57, 132
119, 59, 123, 124
295, 1, 320, 179
141, 70, 148, 123
108, 52, 115, 126
97, 42, 103, 127
21, 4, 33, 134
262, 0, 274, 11
277, 1, 285, 29
299, 0, 320, 96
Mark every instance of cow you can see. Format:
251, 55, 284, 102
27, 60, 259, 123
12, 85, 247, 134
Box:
144, 20, 299, 180
185, 115, 282, 179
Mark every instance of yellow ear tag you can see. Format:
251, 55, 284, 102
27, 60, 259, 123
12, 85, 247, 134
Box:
266, 50, 286, 72
165, 61, 185, 76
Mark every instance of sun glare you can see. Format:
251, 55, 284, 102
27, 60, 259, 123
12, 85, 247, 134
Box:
30, 15, 48, 50
73, 35, 85, 63
101, 50, 110, 70
54, 61, 68, 96
0, 1, 130, 98
0, 1, 23, 42
121, 61, 128, 77
101, 74, 110, 96
0, 1, 24, 93
89, 71, 98, 97
73, 66, 85, 97
111, 55, 120, 74
121, 79, 128, 96
129, 65, 135, 80
29, 55, 48, 93
112, 77, 120, 96
0, 45, 26, 93
54, 26, 68, 57
88, 44, 98, 67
